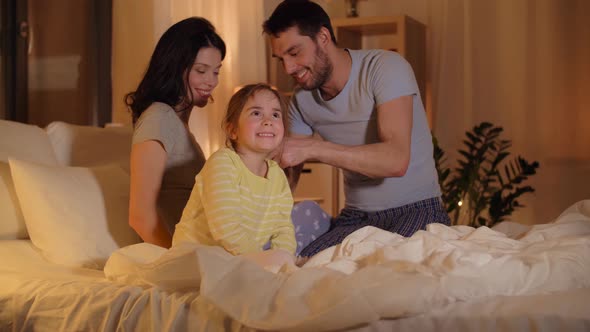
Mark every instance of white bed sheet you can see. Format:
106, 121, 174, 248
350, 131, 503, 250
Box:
105, 200, 590, 331
2, 243, 589, 332
352, 289, 590, 332
0, 240, 251, 332
2, 198, 590, 332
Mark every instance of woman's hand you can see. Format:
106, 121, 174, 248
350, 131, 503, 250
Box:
129, 140, 172, 248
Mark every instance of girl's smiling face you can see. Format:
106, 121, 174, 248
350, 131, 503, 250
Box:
231, 89, 285, 156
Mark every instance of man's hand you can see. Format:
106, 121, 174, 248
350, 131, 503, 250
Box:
279, 136, 316, 168
279, 134, 317, 192
278, 95, 414, 179
268, 142, 283, 163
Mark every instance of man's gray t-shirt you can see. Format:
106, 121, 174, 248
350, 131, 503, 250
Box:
289, 49, 441, 211
133, 102, 206, 232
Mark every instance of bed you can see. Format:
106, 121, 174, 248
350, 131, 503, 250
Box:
1, 119, 589, 331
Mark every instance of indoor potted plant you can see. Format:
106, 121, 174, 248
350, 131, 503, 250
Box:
434, 122, 540, 227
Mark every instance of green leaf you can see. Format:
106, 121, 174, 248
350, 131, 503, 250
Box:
466, 132, 481, 144
459, 150, 472, 160
433, 121, 539, 228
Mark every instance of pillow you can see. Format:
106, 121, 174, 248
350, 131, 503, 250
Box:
0, 119, 58, 239
0, 162, 27, 239
46, 121, 133, 172
9, 159, 141, 269
0, 119, 59, 164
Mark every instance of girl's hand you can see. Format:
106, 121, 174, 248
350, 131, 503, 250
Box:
295, 256, 310, 267
242, 249, 296, 270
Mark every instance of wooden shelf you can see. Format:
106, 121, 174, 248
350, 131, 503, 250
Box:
293, 163, 339, 216
331, 16, 403, 35
294, 197, 324, 204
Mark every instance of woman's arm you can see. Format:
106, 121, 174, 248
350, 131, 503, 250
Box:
128, 140, 172, 248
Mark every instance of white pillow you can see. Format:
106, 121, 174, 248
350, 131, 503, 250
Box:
0, 119, 58, 239
0, 162, 27, 239
9, 159, 141, 269
46, 121, 133, 172
0, 119, 59, 164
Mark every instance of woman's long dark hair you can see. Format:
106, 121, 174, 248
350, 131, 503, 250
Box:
126, 17, 226, 124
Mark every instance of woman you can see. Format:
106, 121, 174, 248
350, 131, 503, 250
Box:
125, 17, 226, 248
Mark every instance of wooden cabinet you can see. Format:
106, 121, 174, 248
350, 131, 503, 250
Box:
293, 162, 339, 216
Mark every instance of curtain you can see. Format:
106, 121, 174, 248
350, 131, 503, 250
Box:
112, 0, 267, 156
349, 0, 590, 224
168, 0, 268, 157
431, 0, 590, 224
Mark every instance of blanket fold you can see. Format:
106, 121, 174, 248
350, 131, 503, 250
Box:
104, 200, 590, 331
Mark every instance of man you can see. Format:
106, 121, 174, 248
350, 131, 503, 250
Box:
263, 0, 450, 257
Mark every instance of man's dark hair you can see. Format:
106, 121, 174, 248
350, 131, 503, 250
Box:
262, 0, 336, 43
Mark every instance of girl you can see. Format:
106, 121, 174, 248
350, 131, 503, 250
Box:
173, 84, 296, 259
126, 17, 226, 249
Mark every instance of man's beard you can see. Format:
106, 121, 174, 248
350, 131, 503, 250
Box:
300, 46, 333, 91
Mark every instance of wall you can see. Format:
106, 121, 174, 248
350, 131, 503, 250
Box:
335, 0, 590, 224
111, 0, 161, 125
27, 0, 94, 126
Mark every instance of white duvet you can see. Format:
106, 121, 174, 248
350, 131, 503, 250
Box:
105, 200, 590, 331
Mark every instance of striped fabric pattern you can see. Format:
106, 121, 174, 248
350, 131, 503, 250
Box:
173, 148, 296, 255
299, 197, 451, 257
